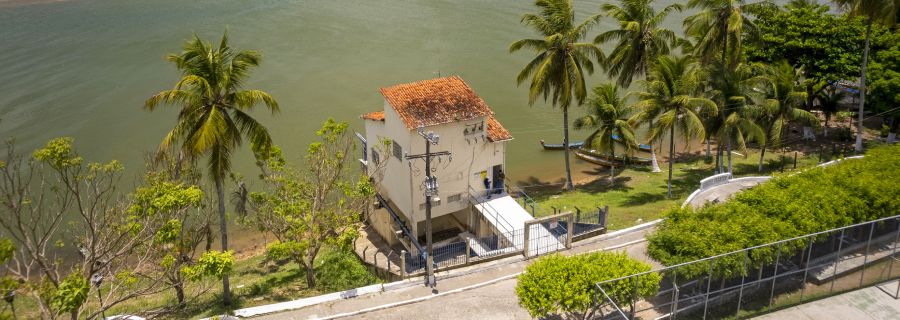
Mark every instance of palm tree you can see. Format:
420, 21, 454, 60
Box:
684, 0, 763, 173
575, 83, 639, 161
595, 0, 683, 88
511, 0, 604, 190
817, 85, 847, 137
706, 60, 767, 173
757, 61, 817, 171
832, 0, 899, 152
683, 0, 762, 65
630, 55, 717, 197
145, 32, 279, 305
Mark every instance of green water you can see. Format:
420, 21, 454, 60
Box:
0, 0, 702, 186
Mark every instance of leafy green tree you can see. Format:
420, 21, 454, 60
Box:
595, 0, 683, 88
866, 28, 900, 136
145, 32, 279, 305
575, 83, 639, 161
250, 119, 374, 288
515, 252, 661, 319
705, 59, 767, 173
630, 55, 717, 197
0, 138, 175, 319
832, 0, 899, 152
757, 61, 818, 170
745, 3, 865, 108
510, 0, 604, 190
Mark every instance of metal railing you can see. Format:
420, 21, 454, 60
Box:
594, 214, 900, 320
467, 186, 516, 234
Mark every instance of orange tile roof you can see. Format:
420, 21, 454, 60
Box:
379, 76, 492, 130
486, 116, 513, 142
361, 111, 384, 121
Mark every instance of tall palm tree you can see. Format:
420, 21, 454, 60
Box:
145, 32, 278, 305
832, 0, 899, 152
575, 83, 639, 160
757, 61, 817, 171
630, 55, 717, 197
511, 0, 604, 190
706, 60, 767, 173
595, 0, 683, 88
683, 0, 762, 65
817, 85, 847, 137
684, 0, 763, 173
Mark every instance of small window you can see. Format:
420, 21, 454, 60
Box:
392, 140, 402, 160
448, 193, 462, 203
371, 149, 380, 165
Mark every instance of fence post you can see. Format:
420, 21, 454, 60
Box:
566, 213, 574, 249
859, 222, 877, 287
465, 242, 471, 265
363, 246, 369, 262
523, 222, 531, 258
780, 154, 785, 172
793, 151, 798, 169
599, 206, 608, 227
400, 250, 407, 279
575, 206, 581, 223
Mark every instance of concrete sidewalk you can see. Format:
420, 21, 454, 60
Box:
754, 282, 900, 320
250, 225, 657, 319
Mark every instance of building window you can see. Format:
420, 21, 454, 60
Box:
448, 193, 462, 203
371, 149, 380, 165
392, 140, 402, 160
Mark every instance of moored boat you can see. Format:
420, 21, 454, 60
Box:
573, 149, 616, 166
540, 139, 584, 150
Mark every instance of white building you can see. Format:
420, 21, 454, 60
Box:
360, 76, 515, 252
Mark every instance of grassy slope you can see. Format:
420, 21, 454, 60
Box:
531, 148, 823, 230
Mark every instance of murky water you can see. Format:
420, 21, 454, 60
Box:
0, 0, 713, 186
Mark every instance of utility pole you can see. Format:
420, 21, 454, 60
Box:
406, 126, 451, 288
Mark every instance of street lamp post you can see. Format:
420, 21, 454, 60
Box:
406, 126, 451, 288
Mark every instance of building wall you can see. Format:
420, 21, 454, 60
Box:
365, 100, 508, 240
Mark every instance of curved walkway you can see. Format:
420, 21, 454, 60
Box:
685, 176, 770, 208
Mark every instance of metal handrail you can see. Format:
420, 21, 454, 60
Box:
595, 213, 900, 287
376, 194, 425, 254
467, 186, 517, 234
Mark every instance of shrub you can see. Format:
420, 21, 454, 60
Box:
648, 145, 900, 278
515, 252, 660, 319
314, 249, 379, 292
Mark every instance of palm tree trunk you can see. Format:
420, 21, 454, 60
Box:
214, 175, 232, 305
563, 107, 574, 190
758, 139, 767, 172
705, 137, 711, 161
855, 19, 872, 153
727, 137, 733, 174
668, 124, 676, 198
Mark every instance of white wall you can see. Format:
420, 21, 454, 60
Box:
366, 100, 508, 238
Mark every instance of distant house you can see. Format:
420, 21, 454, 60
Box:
359, 76, 514, 253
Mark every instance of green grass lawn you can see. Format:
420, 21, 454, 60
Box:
524, 148, 826, 230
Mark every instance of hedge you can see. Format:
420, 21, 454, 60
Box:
647, 145, 900, 278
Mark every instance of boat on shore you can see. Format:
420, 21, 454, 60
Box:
540, 134, 654, 152
573, 149, 616, 166
577, 148, 652, 165
540, 140, 584, 150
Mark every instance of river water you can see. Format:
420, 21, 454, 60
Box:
0, 0, 712, 188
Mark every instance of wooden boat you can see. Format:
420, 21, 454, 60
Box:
573, 149, 616, 166
541, 135, 653, 152
540, 139, 584, 150
578, 148, 653, 165
611, 134, 654, 152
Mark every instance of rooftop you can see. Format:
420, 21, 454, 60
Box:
379, 76, 493, 130
362, 76, 513, 143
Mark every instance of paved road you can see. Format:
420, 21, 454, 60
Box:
254, 226, 655, 319
687, 178, 768, 208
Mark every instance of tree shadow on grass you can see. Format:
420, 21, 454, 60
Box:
244, 268, 307, 301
